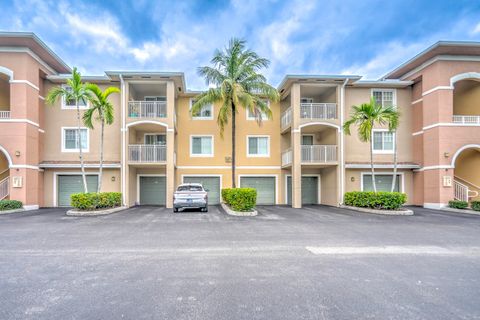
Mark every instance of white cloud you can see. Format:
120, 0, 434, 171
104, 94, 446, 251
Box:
473, 22, 480, 34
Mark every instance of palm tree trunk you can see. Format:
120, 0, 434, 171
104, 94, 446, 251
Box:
76, 101, 88, 193
370, 134, 377, 192
391, 130, 398, 192
231, 103, 236, 188
98, 114, 105, 193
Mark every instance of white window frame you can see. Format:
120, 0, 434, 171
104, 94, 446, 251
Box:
301, 97, 314, 104
190, 135, 214, 157
246, 100, 270, 121
360, 172, 404, 193
190, 98, 213, 120
246, 135, 270, 158
144, 96, 166, 101
372, 129, 395, 154
61, 85, 89, 110
61, 127, 89, 153
371, 88, 396, 108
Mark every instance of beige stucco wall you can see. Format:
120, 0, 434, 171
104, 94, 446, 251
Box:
344, 87, 413, 164
345, 169, 414, 205
42, 82, 122, 163
453, 80, 480, 115
43, 168, 121, 207
0, 76, 9, 110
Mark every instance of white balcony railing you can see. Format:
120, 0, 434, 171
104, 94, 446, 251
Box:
128, 101, 167, 118
300, 103, 337, 120
0, 177, 9, 200
281, 107, 292, 129
301, 145, 337, 163
128, 145, 166, 163
452, 115, 480, 125
282, 148, 292, 166
0, 111, 10, 119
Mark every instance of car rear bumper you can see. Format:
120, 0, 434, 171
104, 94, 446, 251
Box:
174, 200, 208, 209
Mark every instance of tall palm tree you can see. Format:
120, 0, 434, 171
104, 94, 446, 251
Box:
83, 83, 120, 192
46, 67, 91, 193
343, 97, 399, 192
191, 38, 280, 187
389, 111, 400, 192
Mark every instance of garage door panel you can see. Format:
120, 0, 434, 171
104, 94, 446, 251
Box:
57, 175, 98, 207
139, 176, 166, 205
240, 177, 275, 205
183, 176, 220, 205
287, 176, 319, 205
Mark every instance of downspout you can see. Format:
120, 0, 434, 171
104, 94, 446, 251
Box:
340, 78, 349, 205
120, 74, 126, 206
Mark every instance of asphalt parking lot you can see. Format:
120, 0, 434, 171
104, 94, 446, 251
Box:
1, 205, 479, 319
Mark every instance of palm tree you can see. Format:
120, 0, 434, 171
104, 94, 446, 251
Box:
46, 67, 91, 193
191, 38, 280, 187
389, 111, 400, 192
83, 84, 120, 192
343, 97, 399, 192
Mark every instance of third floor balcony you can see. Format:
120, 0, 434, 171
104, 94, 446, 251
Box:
128, 100, 167, 119
281, 102, 338, 130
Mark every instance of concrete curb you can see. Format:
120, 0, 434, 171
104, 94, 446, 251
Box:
66, 206, 128, 217
0, 208, 25, 215
440, 207, 480, 216
341, 205, 414, 216
220, 202, 257, 216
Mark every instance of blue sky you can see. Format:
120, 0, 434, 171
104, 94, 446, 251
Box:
2, 0, 480, 89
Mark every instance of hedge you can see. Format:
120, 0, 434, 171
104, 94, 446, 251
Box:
222, 188, 256, 212
344, 191, 407, 210
448, 200, 468, 209
471, 201, 480, 211
70, 192, 122, 211
0, 200, 23, 211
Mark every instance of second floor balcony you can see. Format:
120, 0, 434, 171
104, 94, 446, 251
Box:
281, 103, 338, 130
453, 115, 480, 125
0, 110, 10, 119
128, 144, 166, 163
128, 101, 167, 119
282, 145, 337, 166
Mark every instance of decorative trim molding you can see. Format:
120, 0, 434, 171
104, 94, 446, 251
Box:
0, 119, 40, 127
345, 164, 420, 169
39, 163, 121, 169
412, 130, 424, 136
10, 164, 41, 170
411, 98, 423, 105
10, 79, 40, 91
422, 86, 453, 97
414, 165, 453, 172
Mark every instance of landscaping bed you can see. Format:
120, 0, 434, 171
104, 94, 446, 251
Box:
67, 192, 125, 216
0, 200, 24, 215
343, 191, 412, 215
442, 200, 480, 216
221, 188, 258, 216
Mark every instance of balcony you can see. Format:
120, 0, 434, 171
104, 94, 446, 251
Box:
300, 103, 337, 120
453, 115, 480, 125
128, 145, 166, 163
128, 101, 167, 119
0, 111, 10, 119
282, 145, 337, 166
281, 107, 292, 130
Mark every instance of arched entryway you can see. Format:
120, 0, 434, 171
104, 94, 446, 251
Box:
0, 66, 12, 119
0, 145, 12, 200
452, 144, 480, 202
451, 73, 480, 124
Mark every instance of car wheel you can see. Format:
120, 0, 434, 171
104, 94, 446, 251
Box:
173, 208, 178, 213
203, 207, 208, 212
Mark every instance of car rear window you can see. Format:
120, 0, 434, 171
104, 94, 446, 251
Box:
177, 185, 203, 191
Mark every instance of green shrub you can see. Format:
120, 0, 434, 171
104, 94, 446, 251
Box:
344, 191, 407, 210
222, 188, 256, 211
0, 200, 23, 211
70, 192, 122, 211
448, 200, 468, 209
471, 201, 480, 211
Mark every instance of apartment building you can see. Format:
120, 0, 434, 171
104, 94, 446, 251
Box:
0, 32, 478, 210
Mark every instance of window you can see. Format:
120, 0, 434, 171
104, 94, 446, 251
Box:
247, 136, 270, 157
190, 136, 213, 157
144, 134, 166, 145
144, 96, 166, 102
62, 128, 88, 152
190, 99, 213, 120
301, 97, 314, 104
362, 174, 401, 192
302, 135, 314, 145
247, 100, 270, 120
372, 89, 395, 108
372, 130, 394, 153
62, 85, 88, 109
